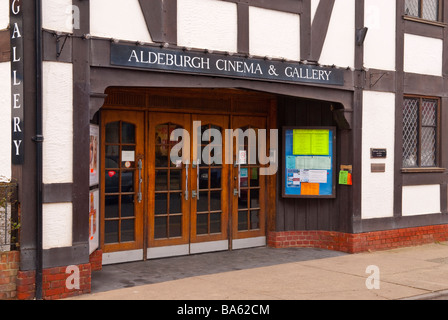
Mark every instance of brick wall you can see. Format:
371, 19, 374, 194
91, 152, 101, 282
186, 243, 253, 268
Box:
17, 263, 91, 300
0, 251, 19, 300
89, 249, 103, 272
268, 224, 448, 253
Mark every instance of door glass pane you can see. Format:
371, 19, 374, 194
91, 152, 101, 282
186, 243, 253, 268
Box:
169, 215, 182, 238
122, 122, 135, 144
210, 191, 221, 211
250, 167, 259, 187
155, 216, 167, 239
250, 210, 260, 230
238, 189, 248, 209
240, 168, 248, 188
197, 214, 208, 235
210, 169, 221, 189
155, 193, 167, 215
169, 192, 182, 214
250, 189, 260, 209
238, 211, 248, 231
155, 147, 169, 167
105, 220, 119, 243
105, 171, 119, 193
155, 124, 169, 144
105, 196, 119, 219
199, 169, 209, 189
121, 146, 136, 168
210, 213, 221, 234
155, 170, 168, 191
121, 195, 134, 218
197, 192, 208, 212
121, 219, 135, 242
106, 122, 119, 143
105, 146, 119, 168
170, 170, 182, 190
121, 171, 134, 193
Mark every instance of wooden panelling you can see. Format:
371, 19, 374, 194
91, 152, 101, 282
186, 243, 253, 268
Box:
276, 96, 351, 233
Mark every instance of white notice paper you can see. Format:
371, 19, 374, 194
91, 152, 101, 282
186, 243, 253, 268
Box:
308, 170, 328, 184
122, 151, 135, 162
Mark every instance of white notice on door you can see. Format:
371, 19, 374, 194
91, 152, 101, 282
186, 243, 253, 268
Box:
122, 151, 135, 162
308, 170, 328, 184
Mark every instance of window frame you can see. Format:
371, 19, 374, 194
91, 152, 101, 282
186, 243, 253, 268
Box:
402, 95, 442, 172
404, 0, 444, 23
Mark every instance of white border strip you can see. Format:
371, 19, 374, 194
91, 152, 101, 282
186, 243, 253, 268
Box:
190, 240, 229, 254
102, 249, 144, 265
147, 244, 189, 260
232, 236, 266, 250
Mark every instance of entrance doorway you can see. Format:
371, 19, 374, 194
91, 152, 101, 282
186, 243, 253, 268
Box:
100, 89, 275, 264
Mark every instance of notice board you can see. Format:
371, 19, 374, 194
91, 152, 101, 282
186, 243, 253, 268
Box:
282, 127, 336, 198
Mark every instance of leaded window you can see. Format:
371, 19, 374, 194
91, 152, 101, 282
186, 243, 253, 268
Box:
403, 97, 439, 168
405, 0, 442, 22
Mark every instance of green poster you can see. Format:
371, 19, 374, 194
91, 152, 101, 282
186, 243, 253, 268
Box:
339, 170, 349, 185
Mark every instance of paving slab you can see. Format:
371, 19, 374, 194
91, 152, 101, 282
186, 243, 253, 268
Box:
70, 242, 448, 300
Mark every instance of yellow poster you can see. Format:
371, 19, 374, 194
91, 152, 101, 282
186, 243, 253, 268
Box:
293, 130, 311, 155
311, 130, 330, 155
293, 130, 329, 156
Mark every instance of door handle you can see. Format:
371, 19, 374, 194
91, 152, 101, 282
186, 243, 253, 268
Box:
185, 162, 189, 201
196, 158, 200, 200
235, 160, 241, 198
137, 159, 143, 203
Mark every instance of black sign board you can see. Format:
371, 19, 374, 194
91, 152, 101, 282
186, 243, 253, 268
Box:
370, 148, 387, 159
111, 44, 345, 87
10, 0, 24, 164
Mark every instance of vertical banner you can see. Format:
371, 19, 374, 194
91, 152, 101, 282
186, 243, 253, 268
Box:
10, 0, 24, 164
89, 125, 99, 186
89, 189, 99, 254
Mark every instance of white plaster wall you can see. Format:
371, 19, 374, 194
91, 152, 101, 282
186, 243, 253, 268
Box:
311, 0, 320, 24
43, 203, 73, 249
249, 7, 300, 61
364, 0, 396, 71
318, 0, 355, 68
404, 34, 443, 76
0, 0, 8, 30
0, 62, 11, 181
42, 62, 73, 184
178, 0, 237, 53
90, 0, 152, 43
361, 91, 395, 219
42, 0, 73, 33
402, 185, 441, 216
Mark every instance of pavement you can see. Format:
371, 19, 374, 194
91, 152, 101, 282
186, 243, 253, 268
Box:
70, 242, 448, 300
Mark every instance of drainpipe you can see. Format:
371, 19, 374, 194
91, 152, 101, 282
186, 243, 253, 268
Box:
34, 0, 44, 300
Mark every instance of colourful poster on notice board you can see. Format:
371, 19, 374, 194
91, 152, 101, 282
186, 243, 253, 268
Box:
293, 129, 330, 156
284, 128, 335, 198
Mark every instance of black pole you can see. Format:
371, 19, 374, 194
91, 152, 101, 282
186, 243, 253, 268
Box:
34, 0, 44, 300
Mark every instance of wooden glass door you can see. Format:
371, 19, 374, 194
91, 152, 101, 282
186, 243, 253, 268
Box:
101, 110, 145, 254
148, 113, 191, 252
190, 115, 230, 253
231, 116, 267, 247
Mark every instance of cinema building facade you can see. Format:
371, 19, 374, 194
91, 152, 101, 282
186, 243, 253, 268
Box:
1, 0, 448, 299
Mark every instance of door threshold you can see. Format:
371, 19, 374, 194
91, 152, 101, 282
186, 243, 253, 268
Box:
102, 249, 144, 265
232, 236, 266, 250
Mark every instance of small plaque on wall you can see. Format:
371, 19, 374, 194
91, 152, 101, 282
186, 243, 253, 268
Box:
371, 148, 387, 159
371, 163, 386, 173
